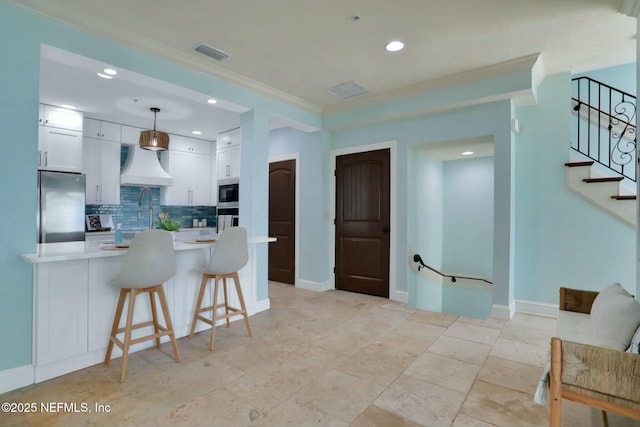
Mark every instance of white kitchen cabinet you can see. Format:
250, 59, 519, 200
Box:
38, 127, 83, 173
39, 104, 83, 131
34, 260, 88, 378
216, 146, 241, 179
161, 136, 213, 206
87, 257, 122, 354
84, 138, 121, 204
83, 118, 121, 141
216, 128, 241, 180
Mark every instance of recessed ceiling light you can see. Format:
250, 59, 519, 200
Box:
60, 104, 76, 110
207, 98, 217, 104
462, 151, 474, 156
103, 68, 117, 76
97, 72, 113, 79
192, 130, 202, 135
385, 40, 404, 52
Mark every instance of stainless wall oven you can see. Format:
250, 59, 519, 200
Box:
217, 178, 239, 208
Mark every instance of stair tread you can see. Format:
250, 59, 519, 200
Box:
583, 177, 624, 183
565, 161, 594, 167
611, 195, 637, 200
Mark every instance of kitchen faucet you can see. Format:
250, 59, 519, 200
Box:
137, 186, 154, 230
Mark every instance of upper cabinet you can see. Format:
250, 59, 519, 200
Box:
38, 104, 83, 173
83, 118, 121, 141
39, 104, 83, 131
84, 138, 121, 204
216, 128, 241, 180
161, 135, 213, 206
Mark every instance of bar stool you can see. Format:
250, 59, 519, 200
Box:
189, 226, 252, 350
104, 229, 180, 382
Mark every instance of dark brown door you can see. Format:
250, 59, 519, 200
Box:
268, 159, 296, 284
335, 149, 390, 298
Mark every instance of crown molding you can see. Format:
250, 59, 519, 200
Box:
323, 53, 542, 116
620, 0, 640, 17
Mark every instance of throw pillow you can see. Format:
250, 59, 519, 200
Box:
591, 283, 640, 350
627, 325, 640, 354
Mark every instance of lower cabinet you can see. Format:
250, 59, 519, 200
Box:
34, 260, 89, 380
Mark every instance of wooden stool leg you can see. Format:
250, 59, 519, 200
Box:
149, 290, 161, 349
210, 276, 220, 351
120, 289, 137, 383
189, 275, 208, 337
105, 288, 127, 365
233, 272, 252, 337
222, 276, 230, 328
156, 284, 180, 363
550, 338, 562, 427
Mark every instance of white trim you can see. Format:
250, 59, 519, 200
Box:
268, 153, 301, 287
515, 299, 559, 318
491, 302, 515, 319
252, 298, 271, 314
390, 289, 408, 303
0, 365, 34, 394
329, 141, 398, 300
297, 279, 332, 292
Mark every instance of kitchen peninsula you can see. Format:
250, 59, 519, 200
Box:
21, 235, 273, 384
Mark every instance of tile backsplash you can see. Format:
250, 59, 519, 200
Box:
86, 186, 216, 231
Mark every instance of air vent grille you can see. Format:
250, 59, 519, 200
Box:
194, 43, 230, 61
326, 81, 369, 99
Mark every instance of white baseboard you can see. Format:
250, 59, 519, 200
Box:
491, 302, 515, 319
252, 298, 270, 314
0, 364, 34, 394
390, 289, 408, 303
297, 279, 332, 292
515, 299, 559, 318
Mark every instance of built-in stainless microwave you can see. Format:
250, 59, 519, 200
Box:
217, 178, 239, 207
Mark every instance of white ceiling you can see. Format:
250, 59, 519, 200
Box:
11, 0, 637, 115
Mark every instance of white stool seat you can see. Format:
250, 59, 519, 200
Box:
104, 229, 180, 382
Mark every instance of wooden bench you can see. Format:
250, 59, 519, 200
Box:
550, 287, 640, 426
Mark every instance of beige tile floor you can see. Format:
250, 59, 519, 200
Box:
2, 282, 640, 427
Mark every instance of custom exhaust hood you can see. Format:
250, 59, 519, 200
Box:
120, 107, 173, 187
120, 145, 173, 186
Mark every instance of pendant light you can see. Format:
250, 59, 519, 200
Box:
139, 107, 169, 151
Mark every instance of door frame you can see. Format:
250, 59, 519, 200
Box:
268, 153, 300, 287
330, 141, 402, 302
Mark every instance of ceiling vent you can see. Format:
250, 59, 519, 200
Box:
194, 43, 230, 61
326, 81, 369, 99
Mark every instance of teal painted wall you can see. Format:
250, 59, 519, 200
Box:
269, 128, 330, 284
0, 3, 40, 371
442, 156, 494, 279
0, 1, 320, 371
514, 72, 636, 302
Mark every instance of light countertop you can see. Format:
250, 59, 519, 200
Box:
21, 236, 275, 264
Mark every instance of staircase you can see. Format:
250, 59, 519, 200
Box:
565, 77, 637, 227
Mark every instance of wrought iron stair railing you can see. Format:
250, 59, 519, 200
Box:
571, 76, 636, 182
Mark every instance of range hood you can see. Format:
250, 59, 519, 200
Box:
120, 144, 173, 187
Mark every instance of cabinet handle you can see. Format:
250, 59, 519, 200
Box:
226, 165, 230, 176
38, 150, 41, 167
226, 140, 232, 146
96, 185, 100, 202
44, 151, 48, 167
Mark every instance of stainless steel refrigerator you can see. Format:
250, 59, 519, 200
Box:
38, 171, 86, 243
